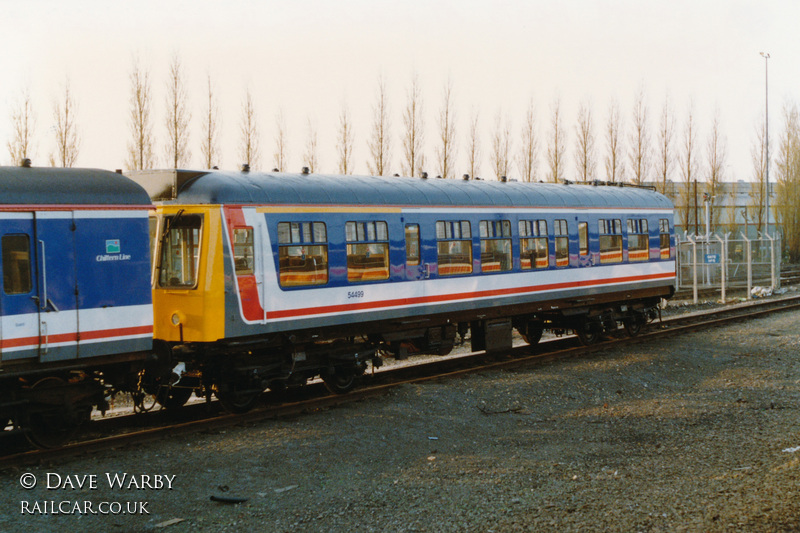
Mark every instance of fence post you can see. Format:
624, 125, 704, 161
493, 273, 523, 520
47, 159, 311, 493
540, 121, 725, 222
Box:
688, 235, 698, 304
766, 233, 776, 289
715, 234, 726, 303
741, 232, 752, 300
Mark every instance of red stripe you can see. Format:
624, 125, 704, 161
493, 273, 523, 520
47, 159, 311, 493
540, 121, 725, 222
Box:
0, 325, 153, 350
267, 272, 675, 319
0, 204, 152, 212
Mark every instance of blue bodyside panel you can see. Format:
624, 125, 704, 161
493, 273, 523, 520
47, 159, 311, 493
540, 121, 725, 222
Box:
74, 217, 152, 310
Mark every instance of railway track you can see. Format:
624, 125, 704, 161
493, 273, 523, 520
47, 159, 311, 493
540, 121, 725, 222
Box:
3, 293, 800, 469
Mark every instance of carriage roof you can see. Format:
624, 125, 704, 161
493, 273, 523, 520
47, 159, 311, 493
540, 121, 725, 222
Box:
0, 166, 151, 206
127, 169, 674, 210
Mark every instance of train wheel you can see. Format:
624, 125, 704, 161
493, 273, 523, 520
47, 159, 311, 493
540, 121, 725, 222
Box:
215, 384, 262, 414
623, 312, 646, 337
132, 391, 158, 413
156, 386, 194, 410
575, 320, 602, 346
321, 367, 359, 394
24, 377, 82, 449
520, 322, 544, 346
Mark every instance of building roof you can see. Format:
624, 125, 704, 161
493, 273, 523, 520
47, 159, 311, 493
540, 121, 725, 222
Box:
127, 169, 674, 210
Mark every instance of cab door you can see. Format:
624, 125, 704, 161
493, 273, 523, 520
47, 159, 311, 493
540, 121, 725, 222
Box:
34, 211, 79, 363
0, 213, 41, 362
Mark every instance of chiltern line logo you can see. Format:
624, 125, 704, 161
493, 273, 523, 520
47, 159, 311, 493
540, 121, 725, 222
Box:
97, 239, 131, 262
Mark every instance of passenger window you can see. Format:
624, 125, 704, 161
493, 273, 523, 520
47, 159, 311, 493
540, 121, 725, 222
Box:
405, 224, 420, 266
578, 222, 588, 256
233, 227, 254, 274
2, 234, 32, 294
599, 219, 623, 264
159, 214, 203, 288
519, 220, 548, 269
436, 220, 472, 276
554, 219, 569, 267
479, 220, 512, 273
659, 219, 672, 259
277, 221, 328, 287
627, 219, 649, 262
346, 221, 390, 282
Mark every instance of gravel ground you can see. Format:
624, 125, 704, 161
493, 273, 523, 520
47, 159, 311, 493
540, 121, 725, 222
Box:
3, 303, 800, 532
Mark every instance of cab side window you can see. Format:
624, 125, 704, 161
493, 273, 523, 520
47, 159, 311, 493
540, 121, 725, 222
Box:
233, 227, 254, 274
2, 234, 32, 294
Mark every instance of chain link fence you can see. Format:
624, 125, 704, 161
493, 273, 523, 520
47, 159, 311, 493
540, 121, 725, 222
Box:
676, 233, 781, 302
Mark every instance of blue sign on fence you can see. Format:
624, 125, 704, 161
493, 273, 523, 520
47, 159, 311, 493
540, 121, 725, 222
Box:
705, 253, 720, 264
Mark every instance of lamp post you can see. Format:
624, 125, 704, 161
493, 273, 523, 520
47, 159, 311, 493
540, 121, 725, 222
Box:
760, 52, 770, 236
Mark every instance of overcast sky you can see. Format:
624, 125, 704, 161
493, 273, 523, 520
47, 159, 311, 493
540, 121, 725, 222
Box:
1, 0, 797, 181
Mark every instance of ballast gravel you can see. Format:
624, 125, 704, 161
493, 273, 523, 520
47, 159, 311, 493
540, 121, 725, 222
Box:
3, 303, 800, 532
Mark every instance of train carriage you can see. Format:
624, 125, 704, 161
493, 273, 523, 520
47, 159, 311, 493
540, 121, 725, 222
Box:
130, 168, 675, 412
0, 166, 154, 446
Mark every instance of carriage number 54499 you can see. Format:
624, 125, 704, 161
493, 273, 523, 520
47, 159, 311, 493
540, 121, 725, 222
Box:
347, 291, 365, 299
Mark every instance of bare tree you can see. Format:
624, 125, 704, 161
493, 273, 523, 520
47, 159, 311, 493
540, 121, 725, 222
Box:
628, 86, 650, 185
367, 75, 391, 175
273, 108, 288, 172
164, 53, 191, 168
303, 116, 319, 173
51, 78, 80, 167
435, 79, 456, 179
574, 99, 596, 182
748, 114, 767, 233
126, 58, 156, 170
546, 97, 566, 183
517, 98, 538, 182
491, 111, 511, 179
705, 108, 727, 232
465, 108, 481, 179
679, 103, 699, 233
604, 99, 624, 182
239, 88, 260, 169
402, 72, 424, 177
336, 101, 354, 174
655, 94, 676, 195
775, 102, 800, 261
722, 181, 740, 235
200, 74, 220, 169
7, 86, 35, 165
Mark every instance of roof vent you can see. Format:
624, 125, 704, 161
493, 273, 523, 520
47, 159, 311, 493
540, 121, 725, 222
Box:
301, 166, 310, 174
20, 158, 32, 168
241, 163, 250, 172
